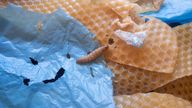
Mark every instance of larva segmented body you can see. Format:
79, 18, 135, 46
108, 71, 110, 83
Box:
77, 45, 108, 64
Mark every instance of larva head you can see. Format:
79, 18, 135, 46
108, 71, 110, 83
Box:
103, 45, 109, 50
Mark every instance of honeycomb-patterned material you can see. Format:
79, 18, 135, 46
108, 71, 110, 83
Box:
135, 0, 164, 12
172, 23, 192, 77
5, 0, 58, 13
107, 17, 178, 73
0, 0, 7, 7
108, 23, 192, 95
114, 93, 192, 108
154, 76, 192, 103
108, 0, 164, 14
153, 23, 192, 102
108, 61, 173, 95
107, 0, 142, 19
3, 0, 177, 73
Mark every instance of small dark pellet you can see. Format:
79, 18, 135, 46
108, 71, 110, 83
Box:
55, 68, 65, 80
43, 78, 56, 84
29, 57, 38, 65
108, 38, 114, 45
66, 53, 71, 59
23, 78, 30, 86
43, 67, 65, 84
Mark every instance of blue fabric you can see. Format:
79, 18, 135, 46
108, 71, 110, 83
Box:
0, 4, 115, 108
142, 0, 192, 26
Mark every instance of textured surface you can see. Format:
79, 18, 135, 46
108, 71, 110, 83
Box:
107, 0, 142, 19
135, 0, 164, 12
108, 0, 164, 15
114, 93, 192, 108
108, 61, 173, 94
108, 17, 177, 73
172, 23, 192, 77
154, 23, 192, 102
2, 0, 192, 103
3, 0, 177, 73
109, 23, 192, 95
155, 76, 192, 103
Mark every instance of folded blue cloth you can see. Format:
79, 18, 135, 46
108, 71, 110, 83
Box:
0, 4, 114, 108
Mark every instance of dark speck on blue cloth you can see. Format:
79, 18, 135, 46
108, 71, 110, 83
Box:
29, 57, 38, 65
66, 53, 71, 59
23, 78, 30, 86
43, 67, 65, 84
55, 68, 65, 80
43, 78, 56, 84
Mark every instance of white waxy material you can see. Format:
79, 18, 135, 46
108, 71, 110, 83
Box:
114, 29, 147, 48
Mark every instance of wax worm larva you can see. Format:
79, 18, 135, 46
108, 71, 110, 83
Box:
77, 45, 108, 64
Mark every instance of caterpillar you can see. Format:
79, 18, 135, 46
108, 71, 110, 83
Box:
77, 45, 108, 64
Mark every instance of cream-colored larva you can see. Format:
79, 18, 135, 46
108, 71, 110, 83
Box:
77, 45, 108, 64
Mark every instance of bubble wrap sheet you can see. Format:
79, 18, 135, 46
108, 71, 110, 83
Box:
114, 93, 192, 108
154, 23, 192, 103
109, 22, 192, 95
0, 4, 114, 108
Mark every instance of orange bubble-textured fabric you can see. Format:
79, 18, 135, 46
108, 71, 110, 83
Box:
114, 93, 192, 108
109, 23, 192, 95
154, 76, 192, 103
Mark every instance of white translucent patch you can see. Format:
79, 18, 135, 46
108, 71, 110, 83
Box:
114, 29, 147, 48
